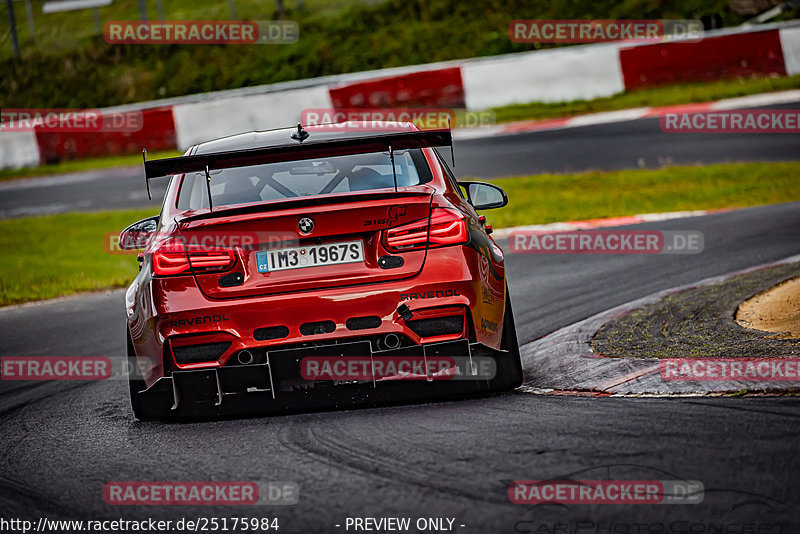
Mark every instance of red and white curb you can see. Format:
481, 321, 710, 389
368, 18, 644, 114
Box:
516, 253, 800, 396
454, 89, 800, 140
491, 209, 723, 240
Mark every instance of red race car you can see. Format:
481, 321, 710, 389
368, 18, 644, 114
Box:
119, 122, 522, 420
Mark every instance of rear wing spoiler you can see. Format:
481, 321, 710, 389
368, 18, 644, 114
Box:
142, 128, 453, 200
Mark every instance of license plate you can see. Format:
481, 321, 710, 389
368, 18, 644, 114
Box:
256, 241, 364, 272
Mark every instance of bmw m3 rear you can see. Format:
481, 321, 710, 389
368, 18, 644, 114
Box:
120, 122, 522, 420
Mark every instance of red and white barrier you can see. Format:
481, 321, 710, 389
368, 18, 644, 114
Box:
780, 26, 800, 75
172, 85, 332, 149
1, 22, 798, 170
462, 42, 625, 109
0, 132, 40, 170
35, 107, 176, 163
329, 67, 465, 109
619, 29, 786, 90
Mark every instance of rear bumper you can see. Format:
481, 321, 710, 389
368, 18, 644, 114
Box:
131, 245, 506, 384
131, 340, 517, 420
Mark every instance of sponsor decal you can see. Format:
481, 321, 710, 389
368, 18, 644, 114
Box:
477, 255, 500, 304
471, 239, 505, 283
480, 285, 496, 305
169, 314, 230, 328
477, 255, 491, 288
480, 317, 499, 334
400, 289, 460, 301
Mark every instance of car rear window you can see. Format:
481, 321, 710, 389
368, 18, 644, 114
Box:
177, 148, 432, 211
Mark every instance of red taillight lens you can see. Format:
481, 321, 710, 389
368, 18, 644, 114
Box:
384, 208, 468, 252
151, 238, 235, 276
428, 208, 469, 246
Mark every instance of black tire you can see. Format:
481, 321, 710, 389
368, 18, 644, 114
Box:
127, 331, 153, 421
493, 287, 524, 390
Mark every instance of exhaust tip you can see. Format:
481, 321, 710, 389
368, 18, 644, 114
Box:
382, 333, 401, 350
237, 350, 254, 365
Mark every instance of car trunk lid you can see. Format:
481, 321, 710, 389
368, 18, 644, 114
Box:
177, 188, 433, 299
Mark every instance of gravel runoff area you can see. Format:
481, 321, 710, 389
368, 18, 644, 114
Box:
591, 262, 800, 359
737, 276, 800, 338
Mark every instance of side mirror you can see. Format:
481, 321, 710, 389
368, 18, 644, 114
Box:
460, 181, 508, 210
118, 216, 159, 250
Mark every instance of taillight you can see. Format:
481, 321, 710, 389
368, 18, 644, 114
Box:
384, 208, 468, 252
151, 238, 235, 276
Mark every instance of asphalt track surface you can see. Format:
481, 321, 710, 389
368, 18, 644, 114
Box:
1, 122, 799, 530
2, 103, 800, 218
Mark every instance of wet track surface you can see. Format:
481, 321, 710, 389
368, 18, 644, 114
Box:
2, 105, 800, 218
1, 122, 799, 530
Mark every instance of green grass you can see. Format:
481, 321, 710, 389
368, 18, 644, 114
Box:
2, 161, 799, 306
483, 161, 800, 227
0, 150, 181, 181
1, 0, 381, 60
490, 75, 800, 123
0, 209, 155, 306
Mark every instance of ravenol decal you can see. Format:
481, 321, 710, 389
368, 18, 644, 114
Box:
169, 314, 230, 328
401, 289, 460, 301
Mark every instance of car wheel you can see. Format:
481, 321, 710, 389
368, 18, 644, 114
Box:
492, 286, 524, 390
